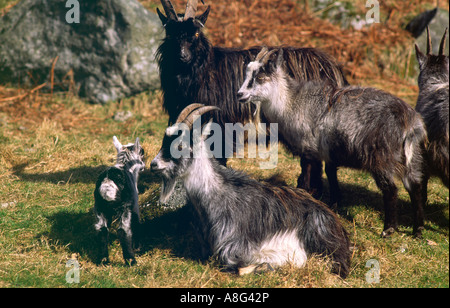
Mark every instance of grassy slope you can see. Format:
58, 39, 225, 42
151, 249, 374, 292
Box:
0, 89, 447, 288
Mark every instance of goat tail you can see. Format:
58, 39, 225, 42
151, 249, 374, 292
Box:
404, 114, 428, 170
402, 113, 428, 190
301, 203, 351, 278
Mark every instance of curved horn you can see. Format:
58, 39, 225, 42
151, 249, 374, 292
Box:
260, 48, 278, 65
255, 46, 269, 62
439, 27, 448, 56
426, 26, 432, 55
160, 0, 178, 21
175, 103, 205, 123
184, 0, 199, 20
183, 105, 221, 128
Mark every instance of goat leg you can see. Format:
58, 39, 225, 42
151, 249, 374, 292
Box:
298, 156, 323, 199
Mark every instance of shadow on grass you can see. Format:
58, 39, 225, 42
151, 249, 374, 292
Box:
41, 178, 448, 265
12, 162, 108, 184
12, 163, 161, 193
325, 181, 449, 235
41, 181, 202, 265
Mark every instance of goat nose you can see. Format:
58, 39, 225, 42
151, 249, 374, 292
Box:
237, 91, 247, 103
150, 160, 159, 171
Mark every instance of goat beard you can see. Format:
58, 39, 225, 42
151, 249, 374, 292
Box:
159, 177, 177, 203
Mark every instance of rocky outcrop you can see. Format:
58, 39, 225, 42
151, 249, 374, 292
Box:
0, 0, 163, 103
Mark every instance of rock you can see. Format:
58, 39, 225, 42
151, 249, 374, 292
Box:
113, 110, 133, 122
158, 180, 188, 211
1, 201, 17, 209
0, 0, 163, 104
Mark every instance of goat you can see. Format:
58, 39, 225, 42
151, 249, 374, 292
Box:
94, 136, 145, 265
150, 104, 351, 278
415, 27, 449, 188
155, 0, 348, 198
237, 48, 428, 238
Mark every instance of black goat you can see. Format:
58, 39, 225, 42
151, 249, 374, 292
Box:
238, 48, 428, 238
155, 0, 348, 197
415, 27, 449, 188
94, 137, 145, 265
150, 104, 351, 278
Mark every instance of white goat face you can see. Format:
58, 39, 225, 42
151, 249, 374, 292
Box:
237, 48, 282, 104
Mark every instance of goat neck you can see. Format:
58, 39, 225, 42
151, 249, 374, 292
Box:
183, 137, 222, 202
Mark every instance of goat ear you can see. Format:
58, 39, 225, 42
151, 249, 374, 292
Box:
134, 137, 141, 153
156, 8, 168, 26
415, 44, 427, 69
197, 5, 210, 26
113, 136, 122, 152
265, 49, 280, 72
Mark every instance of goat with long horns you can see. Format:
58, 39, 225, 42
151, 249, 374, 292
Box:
150, 104, 351, 278
415, 27, 449, 188
155, 0, 349, 199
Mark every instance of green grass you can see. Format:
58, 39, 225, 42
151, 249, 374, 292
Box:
0, 89, 448, 288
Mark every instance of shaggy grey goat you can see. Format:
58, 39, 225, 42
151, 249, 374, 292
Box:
415, 27, 449, 188
150, 104, 351, 278
237, 48, 428, 238
156, 0, 349, 199
94, 136, 145, 265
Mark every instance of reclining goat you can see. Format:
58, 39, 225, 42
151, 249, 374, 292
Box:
150, 104, 351, 278
94, 136, 145, 265
238, 48, 428, 238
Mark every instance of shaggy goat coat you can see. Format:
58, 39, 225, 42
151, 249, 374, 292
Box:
150, 104, 351, 278
238, 48, 428, 237
415, 28, 449, 187
156, 0, 348, 197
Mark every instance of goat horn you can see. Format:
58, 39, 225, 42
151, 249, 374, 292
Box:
175, 103, 205, 123
183, 105, 221, 128
255, 46, 269, 62
426, 26, 432, 55
160, 0, 178, 20
184, 0, 199, 20
260, 48, 278, 65
439, 27, 448, 56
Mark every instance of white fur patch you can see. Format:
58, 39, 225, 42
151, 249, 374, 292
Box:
99, 178, 119, 202
247, 60, 263, 72
254, 230, 307, 268
184, 145, 222, 195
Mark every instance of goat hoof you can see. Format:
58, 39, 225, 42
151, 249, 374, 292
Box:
413, 227, 424, 239
381, 227, 396, 238
238, 265, 258, 276
254, 263, 275, 274
238, 263, 274, 276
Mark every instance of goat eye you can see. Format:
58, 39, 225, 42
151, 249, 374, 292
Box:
195, 32, 199, 38
255, 74, 266, 83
